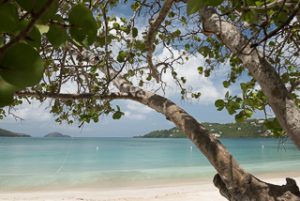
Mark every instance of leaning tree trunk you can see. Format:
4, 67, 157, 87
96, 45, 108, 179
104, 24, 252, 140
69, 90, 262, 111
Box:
17, 66, 300, 200
17, 86, 300, 200
200, 7, 300, 150
107, 68, 300, 200
118, 88, 300, 200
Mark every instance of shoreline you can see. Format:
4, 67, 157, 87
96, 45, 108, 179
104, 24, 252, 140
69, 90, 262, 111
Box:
1, 171, 300, 201
2, 169, 299, 192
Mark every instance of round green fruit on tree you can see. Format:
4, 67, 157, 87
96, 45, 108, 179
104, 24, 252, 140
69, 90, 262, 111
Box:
0, 77, 17, 107
0, 43, 44, 88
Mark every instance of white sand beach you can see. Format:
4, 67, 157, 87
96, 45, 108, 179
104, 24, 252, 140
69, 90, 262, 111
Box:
1, 173, 299, 201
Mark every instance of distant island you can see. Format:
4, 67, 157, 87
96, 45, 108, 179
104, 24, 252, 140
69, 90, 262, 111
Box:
44, 132, 71, 138
135, 119, 273, 138
0, 128, 31, 137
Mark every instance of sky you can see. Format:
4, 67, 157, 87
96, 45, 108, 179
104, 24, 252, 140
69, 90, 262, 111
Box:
0, 2, 266, 137
0, 50, 264, 137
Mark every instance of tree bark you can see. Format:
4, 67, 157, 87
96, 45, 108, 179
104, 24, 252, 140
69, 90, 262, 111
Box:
117, 88, 300, 200
17, 73, 300, 200
200, 8, 300, 149
107, 68, 300, 200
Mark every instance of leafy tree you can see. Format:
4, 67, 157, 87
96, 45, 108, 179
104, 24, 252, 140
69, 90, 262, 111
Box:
0, 0, 300, 200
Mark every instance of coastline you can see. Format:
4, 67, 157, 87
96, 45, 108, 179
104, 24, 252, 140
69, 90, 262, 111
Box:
1, 171, 299, 201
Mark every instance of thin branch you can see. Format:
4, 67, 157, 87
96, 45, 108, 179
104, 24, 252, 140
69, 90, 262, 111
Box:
15, 91, 128, 101
146, 0, 175, 82
251, 3, 300, 48
245, 0, 294, 10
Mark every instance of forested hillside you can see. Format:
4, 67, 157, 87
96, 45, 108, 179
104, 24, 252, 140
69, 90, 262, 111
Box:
137, 120, 271, 138
0, 128, 30, 137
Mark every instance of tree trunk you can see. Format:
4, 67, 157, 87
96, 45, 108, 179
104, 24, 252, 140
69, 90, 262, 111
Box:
109, 72, 300, 200
200, 8, 300, 149
119, 89, 300, 200
214, 174, 300, 201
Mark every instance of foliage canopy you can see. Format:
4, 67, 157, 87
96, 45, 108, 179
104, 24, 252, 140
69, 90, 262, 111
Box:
0, 0, 299, 137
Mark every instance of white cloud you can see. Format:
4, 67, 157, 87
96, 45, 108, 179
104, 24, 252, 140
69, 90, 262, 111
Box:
126, 101, 153, 114
4, 100, 52, 122
123, 101, 154, 120
124, 111, 147, 120
134, 47, 229, 104
60, 80, 78, 93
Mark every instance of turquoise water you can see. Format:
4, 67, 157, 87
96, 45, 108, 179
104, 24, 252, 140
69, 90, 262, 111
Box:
0, 137, 299, 191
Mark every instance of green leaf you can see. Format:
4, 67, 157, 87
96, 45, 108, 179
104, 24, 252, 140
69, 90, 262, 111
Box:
36, 24, 49, 34
17, 21, 41, 48
204, 0, 223, 6
16, 0, 41, 11
223, 81, 230, 88
16, 0, 59, 23
204, 69, 210, 77
112, 111, 124, 120
187, 0, 205, 15
226, 100, 240, 115
273, 10, 289, 26
117, 51, 128, 63
0, 43, 44, 88
113, 22, 120, 29
197, 66, 203, 74
28, 25, 42, 48
131, 2, 141, 11
0, 76, 17, 107
242, 10, 258, 24
192, 92, 201, 99
0, 36, 3, 47
198, 46, 210, 57
132, 27, 138, 38
215, 99, 225, 110
135, 40, 146, 52
264, 118, 284, 136
240, 83, 248, 92
235, 111, 245, 123
0, 3, 19, 33
255, 1, 264, 6
98, 35, 106, 47
268, 41, 276, 46
187, 0, 223, 15
264, 118, 282, 131
16, 0, 58, 23
244, 108, 253, 118
69, 4, 98, 45
46, 24, 68, 47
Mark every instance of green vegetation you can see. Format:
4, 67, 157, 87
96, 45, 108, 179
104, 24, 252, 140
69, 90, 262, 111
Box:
0, 128, 30, 137
44, 132, 70, 138
0, 0, 298, 139
137, 119, 271, 138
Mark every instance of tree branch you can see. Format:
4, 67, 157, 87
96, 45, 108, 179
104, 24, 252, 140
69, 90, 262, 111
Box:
200, 7, 300, 149
251, 3, 300, 48
15, 91, 126, 101
146, 0, 175, 82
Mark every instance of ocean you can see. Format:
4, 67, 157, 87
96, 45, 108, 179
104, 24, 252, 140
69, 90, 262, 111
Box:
0, 137, 299, 191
